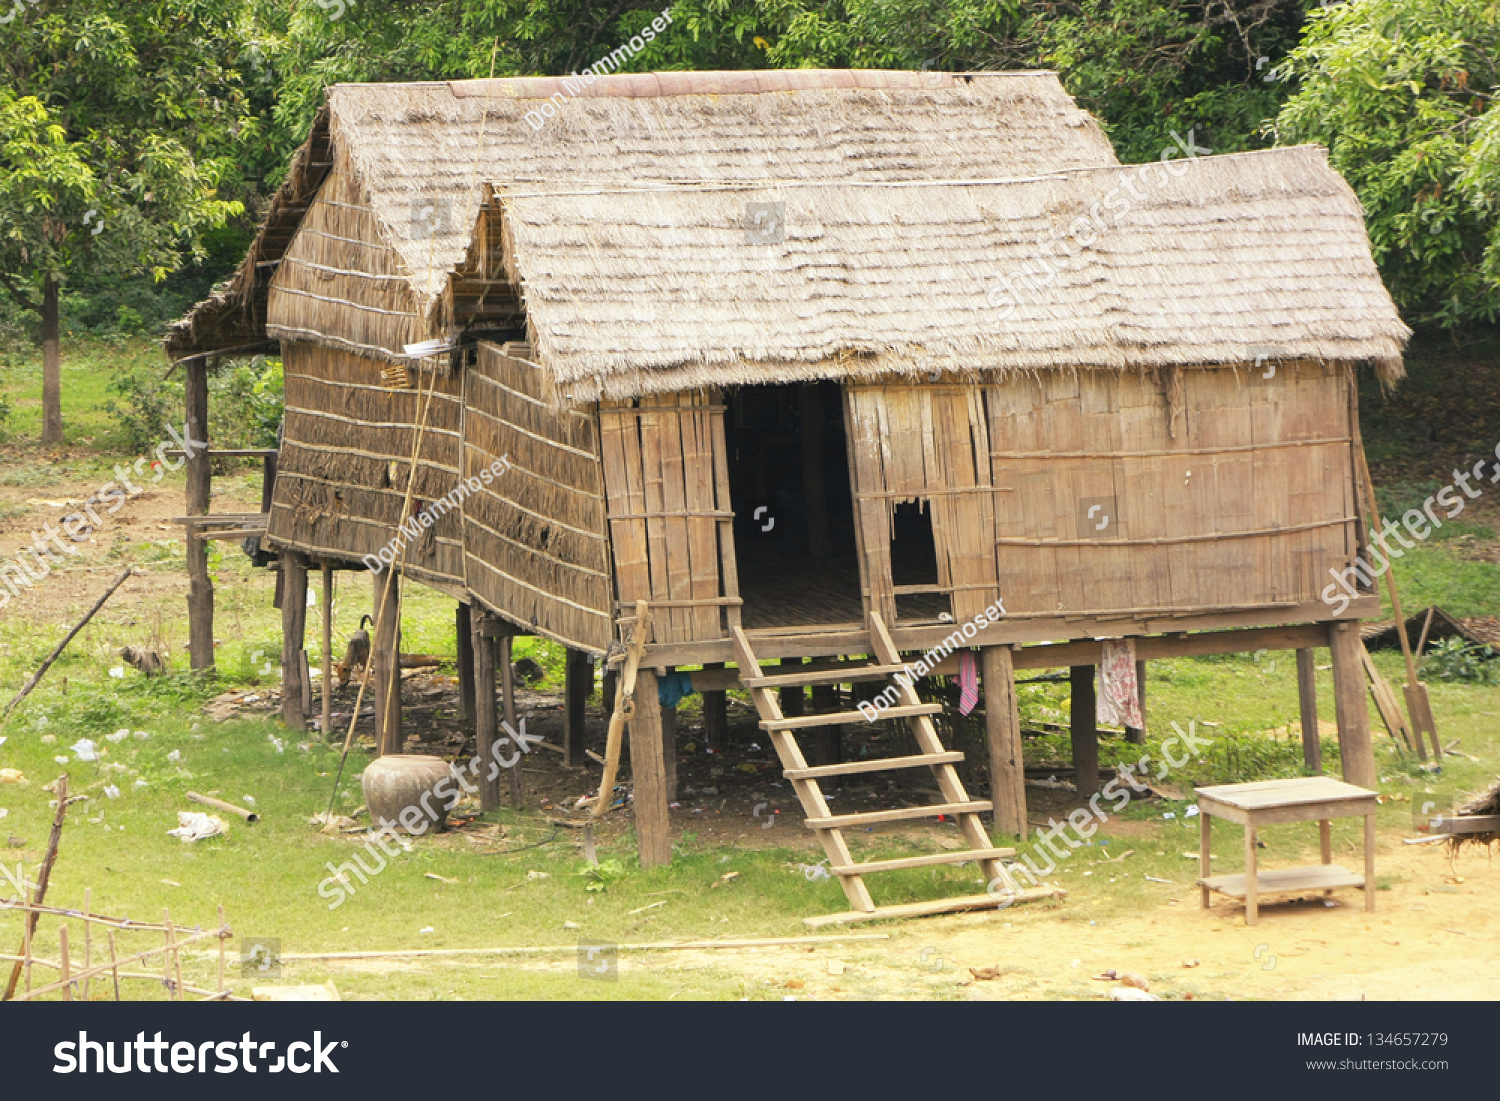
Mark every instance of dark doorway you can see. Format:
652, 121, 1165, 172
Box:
889, 499, 952, 623
724, 382, 863, 628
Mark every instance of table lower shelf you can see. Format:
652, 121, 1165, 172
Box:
1198, 863, 1364, 900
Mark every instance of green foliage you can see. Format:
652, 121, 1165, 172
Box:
1422, 635, 1500, 684
99, 370, 183, 455
96, 355, 285, 456
1275, 0, 1500, 328
583, 858, 630, 891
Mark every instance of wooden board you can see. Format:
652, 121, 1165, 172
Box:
802, 888, 1064, 928
1198, 863, 1364, 900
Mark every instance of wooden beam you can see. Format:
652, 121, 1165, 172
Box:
802, 888, 1063, 928
280, 552, 308, 732
1297, 648, 1322, 773
1327, 623, 1375, 789
982, 646, 1028, 837
185, 359, 213, 671
471, 613, 500, 812
629, 669, 672, 868
320, 562, 334, 741
638, 601, 1379, 666
1070, 665, 1100, 796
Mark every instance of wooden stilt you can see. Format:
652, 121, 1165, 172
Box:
661, 693, 678, 803
629, 668, 672, 867
456, 603, 475, 728
1327, 622, 1376, 789
983, 646, 1028, 837
1125, 659, 1147, 744
702, 662, 728, 754
320, 561, 334, 741
1070, 664, 1100, 796
1297, 647, 1322, 773
371, 570, 402, 756
778, 657, 806, 719
471, 613, 500, 813
499, 635, 522, 806
810, 683, 842, 769
185, 358, 214, 671
563, 648, 589, 768
280, 552, 308, 731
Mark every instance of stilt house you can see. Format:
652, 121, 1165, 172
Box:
168, 70, 1409, 922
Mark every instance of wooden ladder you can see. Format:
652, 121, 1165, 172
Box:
733, 613, 1054, 927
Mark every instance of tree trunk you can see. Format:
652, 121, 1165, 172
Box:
41, 275, 63, 447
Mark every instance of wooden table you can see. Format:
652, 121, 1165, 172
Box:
1195, 777, 1377, 925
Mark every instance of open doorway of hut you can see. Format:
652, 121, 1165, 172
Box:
723, 382, 862, 628
889, 499, 952, 624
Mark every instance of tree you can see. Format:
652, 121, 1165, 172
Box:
0, 2, 248, 445
1274, 0, 1500, 328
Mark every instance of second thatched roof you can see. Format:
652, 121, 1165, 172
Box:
496, 145, 1410, 400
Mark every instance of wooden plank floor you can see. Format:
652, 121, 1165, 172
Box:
737, 550, 949, 629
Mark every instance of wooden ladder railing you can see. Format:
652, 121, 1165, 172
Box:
733, 613, 1051, 926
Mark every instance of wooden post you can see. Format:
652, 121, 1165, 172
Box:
778, 657, 805, 719
456, 603, 475, 728
372, 570, 402, 756
811, 683, 842, 768
500, 635, 522, 806
601, 667, 618, 725
702, 662, 728, 754
1070, 664, 1100, 796
983, 646, 1028, 837
629, 668, 672, 867
320, 562, 334, 741
563, 648, 589, 768
1125, 659, 1147, 744
1297, 647, 1322, 773
185, 358, 214, 671
799, 384, 832, 560
280, 551, 308, 731
470, 613, 500, 812
1327, 622, 1376, 789
661, 692, 678, 803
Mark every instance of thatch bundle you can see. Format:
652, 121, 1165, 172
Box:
1448, 778, 1500, 851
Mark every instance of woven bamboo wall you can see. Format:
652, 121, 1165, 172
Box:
985, 362, 1356, 618
266, 162, 427, 363
598, 392, 741, 646
267, 342, 466, 586
462, 343, 614, 651
845, 383, 1001, 625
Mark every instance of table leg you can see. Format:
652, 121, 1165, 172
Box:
1319, 818, 1333, 896
1199, 810, 1212, 909
1244, 823, 1259, 926
1364, 812, 1376, 912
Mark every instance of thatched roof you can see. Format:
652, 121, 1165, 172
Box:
168, 69, 1114, 359
498, 146, 1409, 399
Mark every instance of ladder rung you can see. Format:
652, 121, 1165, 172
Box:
784, 751, 964, 781
805, 800, 992, 829
742, 663, 909, 689
831, 847, 1016, 876
761, 703, 942, 731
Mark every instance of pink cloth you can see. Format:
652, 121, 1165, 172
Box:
956, 650, 979, 716
1096, 639, 1143, 728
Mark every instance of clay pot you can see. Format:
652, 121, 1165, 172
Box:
360, 755, 456, 833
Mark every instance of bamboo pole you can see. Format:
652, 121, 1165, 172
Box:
280, 934, 892, 961
187, 791, 259, 823
107, 930, 120, 1001
1, 570, 131, 725
593, 602, 651, 820
3, 776, 72, 1000
82, 888, 91, 1001
164, 909, 183, 1001
20, 888, 31, 996
11, 929, 214, 1001
58, 926, 70, 1002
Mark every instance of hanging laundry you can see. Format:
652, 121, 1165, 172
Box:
657, 669, 697, 708
955, 650, 979, 716
1096, 639, 1143, 729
